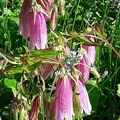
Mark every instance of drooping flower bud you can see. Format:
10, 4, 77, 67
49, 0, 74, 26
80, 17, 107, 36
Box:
75, 80, 92, 115
29, 95, 40, 120
29, 12, 47, 50
50, 5, 57, 31
39, 63, 53, 80
58, 0, 65, 16
19, 0, 30, 38
54, 76, 73, 120
76, 56, 90, 84
83, 34, 95, 66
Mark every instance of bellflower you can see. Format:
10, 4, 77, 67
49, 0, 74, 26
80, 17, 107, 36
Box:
19, 0, 30, 38
76, 80, 92, 115
54, 76, 73, 120
83, 34, 95, 66
76, 55, 90, 84
20, 0, 48, 50
75, 55, 92, 115
29, 12, 47, 50
40, 63, 53, 80
29, 95, 40, 120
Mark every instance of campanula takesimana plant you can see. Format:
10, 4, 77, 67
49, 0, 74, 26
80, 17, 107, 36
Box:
18, 0, 97, 119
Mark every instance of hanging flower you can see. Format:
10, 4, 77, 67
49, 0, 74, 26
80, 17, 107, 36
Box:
75, 55, 92, 115
75, 80, 92, 115
54, 76, 73, 120
29, 95, 40, 120
76, 55, 90, 84
19, 0, 48, 50
39, 63, 53, 80
29, 12, 47, 50
19, 0, 30, 38
50, 6, 57, 31
83, 34, 95, 66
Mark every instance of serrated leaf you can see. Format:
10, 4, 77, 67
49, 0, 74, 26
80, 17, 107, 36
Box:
29, 50, 60, 58
8, 66, 22, 74
4, 78, 17, 89
25, 62, 41, 73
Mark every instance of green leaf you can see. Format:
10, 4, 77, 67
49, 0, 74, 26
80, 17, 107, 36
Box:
86, 80, 100, 111
29, 50, 60, 58
117, 84, 120, 97
8, 66, 22, 74
25, 62, 41, 73
4, 78, 17, 89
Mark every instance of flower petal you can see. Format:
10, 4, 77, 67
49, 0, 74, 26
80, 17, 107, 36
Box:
83, 34, 95, 66
29, 95, 40, 120
76, 56, 90, 84
40, 63, 53, 80
55, 76, 73, 120
76, 80, 92, 115
19, 0, 30, 38
29, 12, 47, 50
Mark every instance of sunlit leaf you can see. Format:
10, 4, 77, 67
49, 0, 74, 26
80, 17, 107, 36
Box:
29, 50, 60, 58
4, 78, 17, 89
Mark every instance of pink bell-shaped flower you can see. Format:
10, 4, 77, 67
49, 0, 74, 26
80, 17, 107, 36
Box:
83, 34, 95, 66
19, 0, 30, 38
76, 56, 90, 84
29, 95, 40, 120
40, 63, 53, 80
76, 80, 92, 115
29, 12, 47, 50
54, 76, 73, 120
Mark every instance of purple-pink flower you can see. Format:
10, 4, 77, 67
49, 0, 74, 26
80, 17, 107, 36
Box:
29, 12, 47, 50
83, 34, 95, 66
75, 54, 92, 115
54, 76, 73, 120
76, 80, 92, 115
19, 0, 30, 38
76, 55, 90, 84
40, 63, 53, 80
29, 95, 40, 120
19, 0, 48, 50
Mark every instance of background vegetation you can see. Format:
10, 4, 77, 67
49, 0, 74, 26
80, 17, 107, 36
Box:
0, 0, 120, 120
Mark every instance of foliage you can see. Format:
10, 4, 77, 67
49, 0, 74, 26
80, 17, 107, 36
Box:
0, 0, 120, 120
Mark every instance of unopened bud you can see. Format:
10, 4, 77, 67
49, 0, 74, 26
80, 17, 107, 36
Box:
29, 95, 40, 120
50, 6, 57, 31
58, 0, 65, 16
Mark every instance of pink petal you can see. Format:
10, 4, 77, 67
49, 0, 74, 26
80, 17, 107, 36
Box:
76, 80, 92, 115
19, 0, 30, 38
83, 34, 95, 66
29, 95, 40, 120
76, 56, 90, 84
40, 63, 53, 80
55, 76, 73, 120
29, 12, 47, 50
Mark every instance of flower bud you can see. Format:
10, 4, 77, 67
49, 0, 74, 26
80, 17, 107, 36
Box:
19, 0, 30, 38
50, 6, 57, 31
58, 0, 65, 16
29, 95, 40, 120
